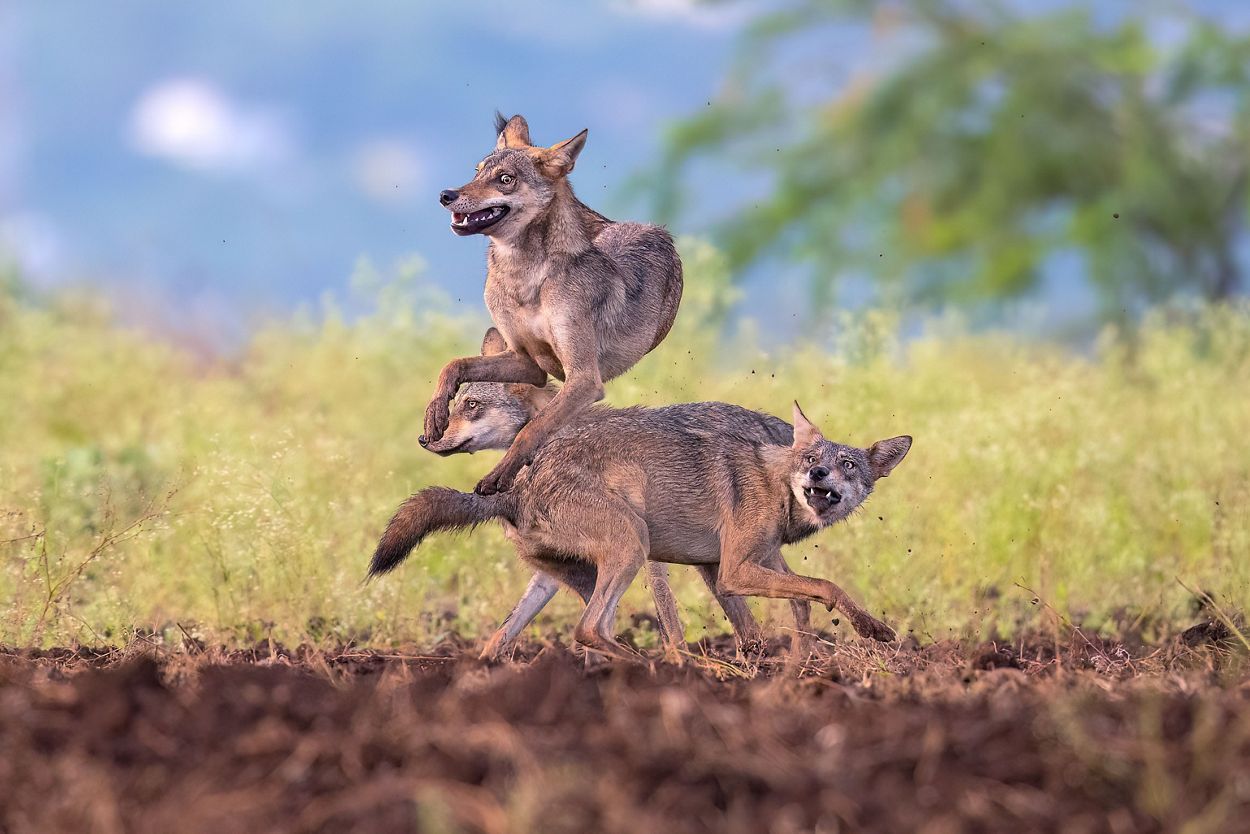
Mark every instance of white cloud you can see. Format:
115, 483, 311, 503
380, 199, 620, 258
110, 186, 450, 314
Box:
350, 139, 425, 204
610, 0, 750, 29
128, 77, 294, 172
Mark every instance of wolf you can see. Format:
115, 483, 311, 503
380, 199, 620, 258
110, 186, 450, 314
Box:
420, 113, 683, 496
375, 382, 910, 661
415, 329, 776, 660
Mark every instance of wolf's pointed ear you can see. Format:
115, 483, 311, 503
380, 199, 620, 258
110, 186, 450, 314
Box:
481, 327, 508, 355
868, 436, 912, 479
792, 401, 824, 448
543, 129, 588, 175
495, 114, 531, 150
511, 382, 557, 417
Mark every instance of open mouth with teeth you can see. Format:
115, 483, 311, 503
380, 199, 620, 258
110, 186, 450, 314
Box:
450, 206, 509, 235
802, 484, 841, 515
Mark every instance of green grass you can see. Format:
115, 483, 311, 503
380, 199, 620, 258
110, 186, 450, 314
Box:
2, 243, 1248, 648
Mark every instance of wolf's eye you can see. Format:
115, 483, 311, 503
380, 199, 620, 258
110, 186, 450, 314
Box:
805, 455, 817, 466
464, 400, 479, 410
499, 173, 514, 185
842, 459, 856, 471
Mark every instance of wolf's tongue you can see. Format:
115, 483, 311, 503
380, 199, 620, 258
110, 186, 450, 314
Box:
453, 213, 466, 223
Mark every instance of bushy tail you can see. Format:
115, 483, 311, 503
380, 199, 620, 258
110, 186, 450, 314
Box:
369, 487, 514, 578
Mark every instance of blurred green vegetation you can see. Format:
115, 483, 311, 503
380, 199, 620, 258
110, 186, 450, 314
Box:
652, 0, 1250, 317
1, 242, 1248, 648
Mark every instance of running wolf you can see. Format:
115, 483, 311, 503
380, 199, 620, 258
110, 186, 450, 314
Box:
377, 385, 910, 660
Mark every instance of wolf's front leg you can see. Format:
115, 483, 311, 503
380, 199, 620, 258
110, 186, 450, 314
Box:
758, 549, 814, 663
474, 445, 531, 496
475, 369, 603, 494
644, 562, 688, 664
421, 350, 547, 444
717, 536, 896, 644
422, 364, 462, 444
695, 563, 764, 658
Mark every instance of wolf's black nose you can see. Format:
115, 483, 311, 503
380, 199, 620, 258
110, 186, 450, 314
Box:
439, 189, 459, 206
418, 434, 429, 447
809, 465, 829, 481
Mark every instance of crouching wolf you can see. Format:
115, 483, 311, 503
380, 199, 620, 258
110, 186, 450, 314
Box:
373, 384, 910, 661
420, 113, 682, 496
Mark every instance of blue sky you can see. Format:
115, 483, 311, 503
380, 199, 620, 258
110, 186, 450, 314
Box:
1, 1, 752, 342
2, 1, 1247, 344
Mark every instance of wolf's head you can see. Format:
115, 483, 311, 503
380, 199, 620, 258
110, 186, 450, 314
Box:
437, 113, 587, 239
421, 328, 555, 456
787, 402, 911, 528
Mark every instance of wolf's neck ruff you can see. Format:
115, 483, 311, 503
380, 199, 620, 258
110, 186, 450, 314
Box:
492, 179, 599, 258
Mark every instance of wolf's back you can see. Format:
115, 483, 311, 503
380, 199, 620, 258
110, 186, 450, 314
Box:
370, 487, 515, 577
649, 402, 793, 447
596, 222, 683, 353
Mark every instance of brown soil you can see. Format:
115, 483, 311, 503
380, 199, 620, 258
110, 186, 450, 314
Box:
1, 628, 1248, 834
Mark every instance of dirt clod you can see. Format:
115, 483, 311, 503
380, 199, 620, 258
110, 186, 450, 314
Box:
1179, 618, 1235, 647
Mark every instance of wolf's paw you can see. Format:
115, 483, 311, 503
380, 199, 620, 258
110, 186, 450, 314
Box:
853, 615, 896, 643
479, 630, 512, 662
661, 644, 688, 667
422, 396, 450, 444
574, 634, 641, 665
476, 456, 522, 495
737, 637, 767, 659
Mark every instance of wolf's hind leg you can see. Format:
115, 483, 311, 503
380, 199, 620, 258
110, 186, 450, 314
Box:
526, 556, 596, 604
481, 552, 601, 661
569, 507, 648, 663
576, 559, 644, 663
480, 572, 559, 661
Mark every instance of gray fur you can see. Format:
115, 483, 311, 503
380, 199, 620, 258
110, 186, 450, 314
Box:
422, 114, 683, 495
377, 391, 911, 660
411, 361, 787, 659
